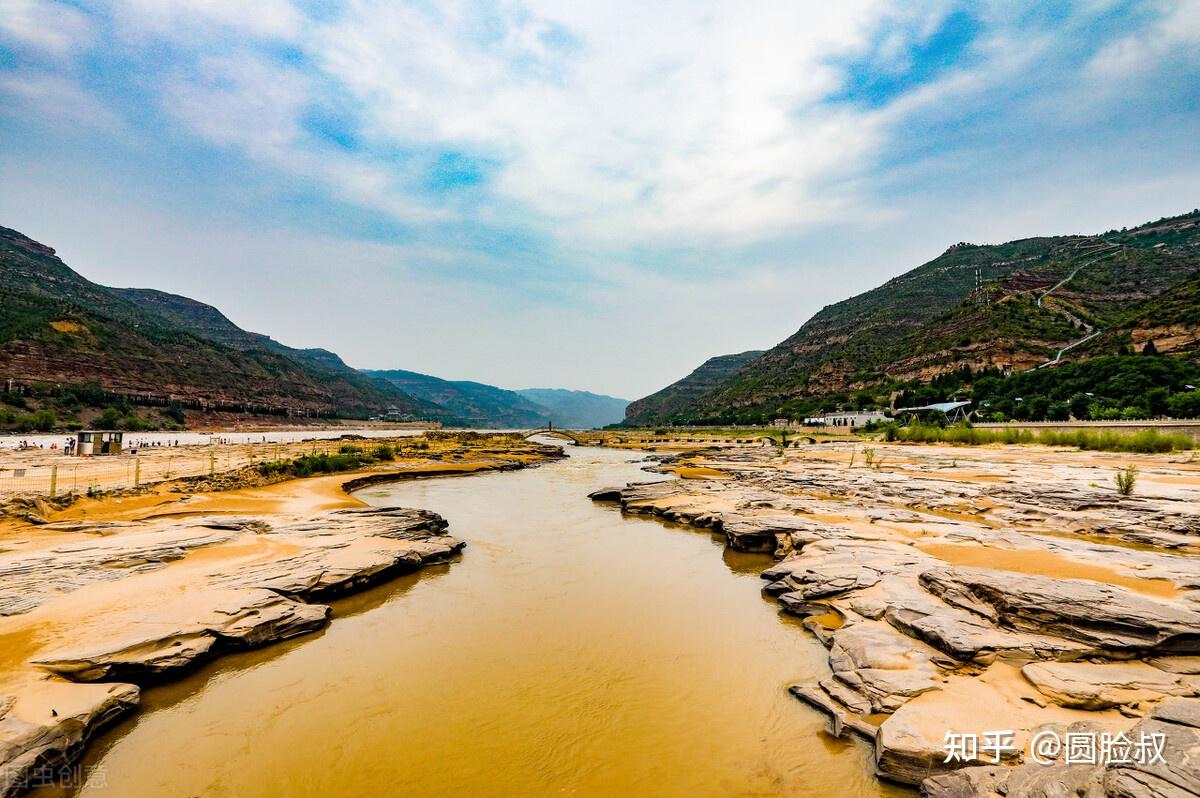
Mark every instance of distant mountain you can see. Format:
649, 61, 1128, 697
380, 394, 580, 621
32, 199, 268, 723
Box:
623, 350, 764, 426
631, 209, 1200, 424
0, 225, 440, 420
111, 287, 444, 419
364, 369, 549, 428
515, 388, 628, 428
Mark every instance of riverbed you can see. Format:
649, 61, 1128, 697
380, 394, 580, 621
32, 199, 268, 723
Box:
38, 445, 907, 797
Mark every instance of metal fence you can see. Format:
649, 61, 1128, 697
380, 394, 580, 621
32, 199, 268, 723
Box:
0, 439, 411, 500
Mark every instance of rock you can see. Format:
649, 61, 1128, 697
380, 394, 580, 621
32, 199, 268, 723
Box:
920, 699, 1200, 798
827, 622, 944, 713
1105, 698, 1200, 797
0, 683, 139, 797
789, 683, 879, 738
720, 515, 821, 553
1022, 662, 1197, 710
919, 566, 1200, 654
32, 589, 329, 682
922, 761, 1107, 797
587, 487, 624, 501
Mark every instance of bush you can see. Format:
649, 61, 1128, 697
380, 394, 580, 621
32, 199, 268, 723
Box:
95, 406, 122, 429
14, 408, 55, 432
1115, 465, 1137, 496
163, 401, 186, 425
894, 423, 1191, 453
374, 444, 395, 461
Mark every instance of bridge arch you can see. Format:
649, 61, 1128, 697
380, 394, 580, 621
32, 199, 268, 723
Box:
521, 427, 582, 445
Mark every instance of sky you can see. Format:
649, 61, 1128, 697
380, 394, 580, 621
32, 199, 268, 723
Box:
1, 1, 1198, 399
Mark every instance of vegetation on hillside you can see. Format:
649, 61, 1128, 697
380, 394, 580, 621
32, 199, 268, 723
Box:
640, 210, 1200, 425
0, 225, 440, 423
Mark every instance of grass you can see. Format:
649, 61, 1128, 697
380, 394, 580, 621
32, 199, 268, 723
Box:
258, 443, 398, 479
890, 423, 1193, 453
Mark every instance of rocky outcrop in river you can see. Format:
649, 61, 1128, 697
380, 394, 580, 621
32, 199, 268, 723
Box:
0, 506, 462, 797
592, 441, 1200, 796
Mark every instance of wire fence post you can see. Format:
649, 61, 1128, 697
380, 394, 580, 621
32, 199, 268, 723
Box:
49, 465, 57, 499
135, 458, 141, 487
210, 453, 216, 476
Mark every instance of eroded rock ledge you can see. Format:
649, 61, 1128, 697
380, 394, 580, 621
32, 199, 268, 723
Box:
591, 442, 1200, 797
0, 506, 462, 797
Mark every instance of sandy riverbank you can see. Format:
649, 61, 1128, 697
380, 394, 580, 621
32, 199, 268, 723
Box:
0, 433, 562, 796
591, 436, 1200, 797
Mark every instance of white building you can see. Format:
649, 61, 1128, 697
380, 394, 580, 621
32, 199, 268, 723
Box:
820, 410, 889, 428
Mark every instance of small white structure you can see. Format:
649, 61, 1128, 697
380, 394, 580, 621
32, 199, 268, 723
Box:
76, 430, 123, 456
821, 411, 889, 428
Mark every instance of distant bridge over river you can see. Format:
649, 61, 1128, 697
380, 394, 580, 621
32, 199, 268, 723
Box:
521, 427, 583, 445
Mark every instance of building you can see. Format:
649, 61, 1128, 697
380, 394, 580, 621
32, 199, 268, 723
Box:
820, 410, 889, 428
76, 430, 123, 456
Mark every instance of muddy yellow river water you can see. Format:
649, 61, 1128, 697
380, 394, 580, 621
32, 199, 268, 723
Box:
44, 446, 909, 797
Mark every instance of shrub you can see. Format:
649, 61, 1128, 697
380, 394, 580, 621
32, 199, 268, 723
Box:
893, 423, 1191, 453
1115, 466, 1137, 496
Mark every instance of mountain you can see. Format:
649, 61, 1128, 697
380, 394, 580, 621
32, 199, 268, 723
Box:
515, 388, 628, 428
110, 287, 445, 419
633, 210, 1200, 424
0, 225, 440, 420
624, 350, 765, 426
364, 369, 550, 428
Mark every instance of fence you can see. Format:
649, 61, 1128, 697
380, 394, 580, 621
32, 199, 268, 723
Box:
0, 438, 417, 500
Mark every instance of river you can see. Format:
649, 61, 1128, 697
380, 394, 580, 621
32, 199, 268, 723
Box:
44, 445, 908, 797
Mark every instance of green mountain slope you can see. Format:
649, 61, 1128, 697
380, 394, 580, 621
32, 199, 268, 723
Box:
111, 287, 445, 419
514, 388, 628, 428
0, 225, 438, 419
624, 350, 765, 426
364, 369, 550, 428
642, 209, 1200, 424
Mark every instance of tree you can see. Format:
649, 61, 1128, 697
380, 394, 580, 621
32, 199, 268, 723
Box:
1046, 402, 1070, 421
1142, 340, 1159, 355
1167, 390, 1200, 418
1068, 392, 1091, 420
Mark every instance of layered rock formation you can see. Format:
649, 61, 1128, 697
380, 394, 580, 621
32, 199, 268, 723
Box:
592, 441, 1200, 796
0, 506, 462, 796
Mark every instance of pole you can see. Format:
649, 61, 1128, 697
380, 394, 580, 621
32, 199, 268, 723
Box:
49, 465, 57, 499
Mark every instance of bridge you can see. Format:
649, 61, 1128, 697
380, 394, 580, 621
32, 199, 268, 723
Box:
521, 426, 583, 445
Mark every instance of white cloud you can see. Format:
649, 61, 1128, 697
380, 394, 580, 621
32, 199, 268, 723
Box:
314, 1, 894, 244
105, 0, 303, 40
1088, 0, 1200, 77
0, 0, 91, 56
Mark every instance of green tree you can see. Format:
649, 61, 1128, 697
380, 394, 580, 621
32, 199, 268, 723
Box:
1167, 390, 1200, 418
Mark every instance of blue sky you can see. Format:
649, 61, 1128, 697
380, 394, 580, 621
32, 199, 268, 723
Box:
1, 0, 1198, 398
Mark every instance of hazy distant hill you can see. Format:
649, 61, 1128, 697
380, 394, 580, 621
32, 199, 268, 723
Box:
624, 350, 764, 426
0, 225, 440, 419
364, 369, 550, 428
632, 210, 1200, 424
515, 388, 628, 428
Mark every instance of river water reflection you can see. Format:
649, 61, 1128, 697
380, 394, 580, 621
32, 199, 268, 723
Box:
54, 445, 910, 797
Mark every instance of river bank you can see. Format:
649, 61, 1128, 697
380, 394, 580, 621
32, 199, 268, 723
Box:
592, 437, 1200, 796
25, 444, 909, 798
0, 433, 560, 796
